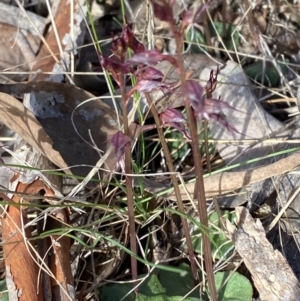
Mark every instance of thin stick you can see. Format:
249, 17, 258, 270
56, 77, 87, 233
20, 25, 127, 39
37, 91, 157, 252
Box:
120, 75, 138, 285
169, 2, 218, 298
144, 92, 200, 284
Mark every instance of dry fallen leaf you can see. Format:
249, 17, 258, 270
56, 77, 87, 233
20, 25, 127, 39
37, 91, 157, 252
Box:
0, 91, 70, 172
30, 0, 87, 82
0, 2, 45, 83
226, 207, 300, 301
24, 81, 120, 179
0, 22, 40, 83
0, 2, 45, 35
2, 177, 56, 301
0, 81, 122, 179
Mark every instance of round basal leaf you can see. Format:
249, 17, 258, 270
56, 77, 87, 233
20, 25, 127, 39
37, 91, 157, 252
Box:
100, 270, 205, 301
166, 130, 189, 161
140, 274, 166, 296
100, 282, 135, 301
211, 271, 253, 301
244, 61, 289, 87
158, 264, 200, 299
208, 21, 240, 52
191, 211, 235, 260
136, 295, 200, 301
136, 294, 168, 301
100, 274, 166, 301
100, 274, 165, 301
185, 27, 206, 54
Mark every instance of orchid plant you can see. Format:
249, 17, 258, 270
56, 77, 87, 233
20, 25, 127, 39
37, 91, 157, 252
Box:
108, 16, 237, 168
103, 0, 235, 298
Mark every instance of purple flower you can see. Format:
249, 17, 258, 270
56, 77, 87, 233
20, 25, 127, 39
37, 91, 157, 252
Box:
127, 50, 177, 67
111, 37, 127, 60
111, 131, 131, 172
183, 79, 241, 136
98, 54, 132, 84
183, 80, 205, 112
160, 108, 191, 140
136, 66, 164, 81
182, 0, 214, 29
111, 23, 145, 59
150, 0, 174, 23
126, 66, 173, 99
205, 67, 220, 95
121, 23, 145, 54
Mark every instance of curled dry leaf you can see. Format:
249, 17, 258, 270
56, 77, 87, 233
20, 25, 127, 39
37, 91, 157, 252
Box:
2, 205, 43, 301
0, 2, 45, 83
2, 177, 57, 301
0, 2, 45, 35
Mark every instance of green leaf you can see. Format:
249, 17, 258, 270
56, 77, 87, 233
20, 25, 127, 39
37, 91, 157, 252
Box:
135, 275, 168, 301
100, 270, 202, 301
99, 274, 168, 301
185, 27, 206, 54
0, 279, 9, 301
136, 294, 200, 301
211, 271, 253, 301
191, 211, 235, 260
208, 21, 240, 52
158, 264, 200, 299
136, 293, 168, 301
141, 274, 166, 295
166, 130, 189, 161
100, 281, 135, 301
186, 21, 240, 54
244, 61, 289, 87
